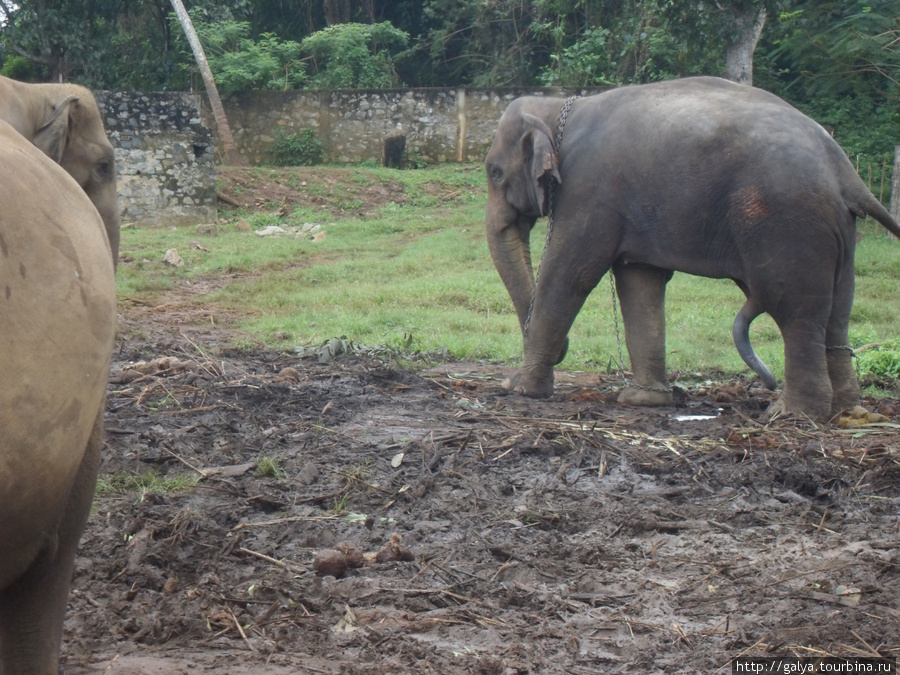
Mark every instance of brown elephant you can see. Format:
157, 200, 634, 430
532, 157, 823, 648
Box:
0, 120, 116, 674
484, 76, 900, 422
0, 75, 120, 266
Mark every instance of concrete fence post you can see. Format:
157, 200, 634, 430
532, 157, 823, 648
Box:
456, 88, 467, 162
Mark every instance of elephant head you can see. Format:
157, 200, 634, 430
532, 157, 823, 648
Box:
484, 99, 567, 363
0, 76, 120, 267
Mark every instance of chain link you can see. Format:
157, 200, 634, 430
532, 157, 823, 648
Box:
827, 344, 860, 382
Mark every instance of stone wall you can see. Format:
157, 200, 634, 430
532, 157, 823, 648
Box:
212, 86, 602, 166
94, 86, 597, 228
97, 91, 217, 227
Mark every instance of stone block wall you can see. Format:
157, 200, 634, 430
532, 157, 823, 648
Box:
97, 91, 217, 227
93, 86, 601, 227
214, 86, 602, 166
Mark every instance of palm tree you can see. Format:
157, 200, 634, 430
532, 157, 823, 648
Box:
169, 0, 247, 165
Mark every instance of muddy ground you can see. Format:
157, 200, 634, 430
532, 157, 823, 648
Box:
61, 168, 900, 674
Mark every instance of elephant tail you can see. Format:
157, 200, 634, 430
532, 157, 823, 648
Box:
732, 300, 777, 391
846, 186, 900, 239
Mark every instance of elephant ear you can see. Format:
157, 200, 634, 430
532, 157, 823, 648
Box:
521, 113, 560, 217
33, 95, 80, 163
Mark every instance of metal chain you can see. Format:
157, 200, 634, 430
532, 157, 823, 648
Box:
827, 344, 860, 381
523, 95, 578, 338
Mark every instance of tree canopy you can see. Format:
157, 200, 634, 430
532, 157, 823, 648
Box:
1, 0, 896, 99
1, 0, 897, 173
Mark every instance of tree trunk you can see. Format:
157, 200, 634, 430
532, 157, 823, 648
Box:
169, 0, 247, 166
891, 145, 900, 225
724, 5, 766, 85
324, 0, 354, 26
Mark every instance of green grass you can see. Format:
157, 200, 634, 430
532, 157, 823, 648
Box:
117, 166, 900, 382
96, 469, 200, 500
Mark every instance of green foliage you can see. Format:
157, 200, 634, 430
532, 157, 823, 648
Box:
182, 16, 305, 96
266, 128, 327, 166
766, 0, 900, 99
423, 0, 546, 87
855, 339, 900, 380
787, 93, 899, 199
539, 28, 615, 86
301, 22, 409, 89
0, 55, 39, 80
538, 5, 720, 87
0, 0, 120, 84
256, 455, 287, 478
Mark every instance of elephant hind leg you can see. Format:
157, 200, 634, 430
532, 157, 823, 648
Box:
825, 262, 860, 416
0, 410, 103, 675
732, 299, 777, 390
613, 264, 674, 407
768, 317, 833, 422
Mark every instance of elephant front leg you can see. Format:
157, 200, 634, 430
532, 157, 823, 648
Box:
502, 264, 598, 398
614, 264, 674, 407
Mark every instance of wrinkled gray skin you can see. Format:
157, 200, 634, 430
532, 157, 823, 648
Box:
485, 76, 900, 422
0, 75, 120, 266
0, 120, 116, 674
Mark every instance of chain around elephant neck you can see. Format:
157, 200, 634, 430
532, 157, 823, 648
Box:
523, 95, 578, 338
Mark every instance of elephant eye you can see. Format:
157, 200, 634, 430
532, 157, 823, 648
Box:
93, 161, 113, 183
489, 166, 504, 184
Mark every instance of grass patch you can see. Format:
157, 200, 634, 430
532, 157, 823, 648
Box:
256, 455, 288, 479
119, 166, 900, 380
96, 469, 199, 500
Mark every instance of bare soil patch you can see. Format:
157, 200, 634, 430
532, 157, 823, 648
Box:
62, 307, 900, 674
215, 166, 478, 220
61, 168, 900, 673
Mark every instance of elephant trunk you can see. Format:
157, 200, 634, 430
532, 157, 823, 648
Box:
486, 210, 536, 333
98, 203, 122, 270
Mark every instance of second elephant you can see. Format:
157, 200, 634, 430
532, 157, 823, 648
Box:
484, 76, 900, 422
0, 75, 120, 265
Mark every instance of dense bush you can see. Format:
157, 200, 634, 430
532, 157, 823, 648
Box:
184, 18, 305, 97
301, 22, 409, 89
266, 128, 327, 166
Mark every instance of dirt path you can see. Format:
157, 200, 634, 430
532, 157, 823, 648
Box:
59, 305, 900, 674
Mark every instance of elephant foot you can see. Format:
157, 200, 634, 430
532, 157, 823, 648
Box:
502, 368, 554, 398
766, 395, 832, 424
830, 383, 861, 419
618, 384, 673, 407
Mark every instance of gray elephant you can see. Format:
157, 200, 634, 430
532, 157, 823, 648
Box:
0, 120, 116, 673
485, 76, 900, 422
0, 75, 120, 266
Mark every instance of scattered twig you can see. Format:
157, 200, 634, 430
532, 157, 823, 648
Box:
238, 547, 307, 575
232, 515, 339, 532
228, 607, 257, 651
